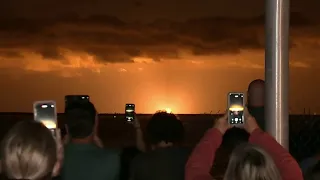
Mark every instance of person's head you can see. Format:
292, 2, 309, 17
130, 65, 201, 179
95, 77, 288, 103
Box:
222, 127, 249, 150
304, 161, 320, 180
0, 121, 59, 180
64, 101, 97, 141
146, 111, 184, 149
224, 143, 281, 180
247, 79, 265, 107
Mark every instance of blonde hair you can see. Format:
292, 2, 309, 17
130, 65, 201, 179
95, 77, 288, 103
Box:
1, 121, 57, 180
224, 143, 281, 180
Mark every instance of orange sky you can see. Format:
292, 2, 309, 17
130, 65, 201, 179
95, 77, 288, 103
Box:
0, 49, 318, 114
0, 1, 320, 113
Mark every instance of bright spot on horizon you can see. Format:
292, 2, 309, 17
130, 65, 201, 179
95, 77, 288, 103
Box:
165, 108, 172, 113
229, 105, 244, 112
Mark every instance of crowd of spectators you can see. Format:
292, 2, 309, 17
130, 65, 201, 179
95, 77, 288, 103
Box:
0, 79, 319, 180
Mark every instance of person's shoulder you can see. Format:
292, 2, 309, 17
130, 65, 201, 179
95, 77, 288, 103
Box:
300, 157, 318, 165
164, 146, 191, 154
130, 150, 151, 167
177, 146, 192, 152
180, 146, 193, 155
102, 148, 121, 159
98, 148, 121, 168
132, 150, 147, 160
171, 146, 193, 159
300, 157, 319, 172
103, 147, 121, 154
146, 147, 191, 159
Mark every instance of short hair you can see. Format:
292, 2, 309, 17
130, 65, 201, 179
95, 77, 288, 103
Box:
304, 161, 320, 180
1, 121, 57, 180
248, 79, 265, 91
224, 143, 281, 180
146, 111, 184, 145
64, 101, 97, 138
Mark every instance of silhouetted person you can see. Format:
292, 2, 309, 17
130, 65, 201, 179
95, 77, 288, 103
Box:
130, 111, 190, 180
61, 102, 120, 180
247, 79, 265, 130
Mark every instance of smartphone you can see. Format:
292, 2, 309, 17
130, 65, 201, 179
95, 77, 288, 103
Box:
33, 101, 57, 135
65, 95, 90, 107
228, 93, 245, 125
125, 104, 135, 122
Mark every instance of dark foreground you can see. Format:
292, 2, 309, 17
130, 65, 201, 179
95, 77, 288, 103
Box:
0, 113, 319, 178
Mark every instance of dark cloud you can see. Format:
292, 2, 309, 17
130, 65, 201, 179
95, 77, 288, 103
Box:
0, 50, 22, 58
133, 1, 143, 7
0, 12, 318, 63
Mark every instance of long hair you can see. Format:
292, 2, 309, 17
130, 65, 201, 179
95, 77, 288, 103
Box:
224, 143, 281, 180
1, 121, 57, 180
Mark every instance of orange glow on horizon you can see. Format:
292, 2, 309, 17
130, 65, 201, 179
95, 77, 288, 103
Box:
153, 103, 178, 114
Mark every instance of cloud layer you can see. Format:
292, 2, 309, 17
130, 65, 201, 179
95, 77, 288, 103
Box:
0, 12, 318, 71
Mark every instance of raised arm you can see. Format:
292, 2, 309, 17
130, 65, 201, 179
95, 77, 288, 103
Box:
249, 129, 303, 180
132, 116, 146, 152
185, 114, 229, 180
185, 128, 222, 180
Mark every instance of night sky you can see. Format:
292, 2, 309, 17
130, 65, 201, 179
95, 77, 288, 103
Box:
0, 0, 319, 113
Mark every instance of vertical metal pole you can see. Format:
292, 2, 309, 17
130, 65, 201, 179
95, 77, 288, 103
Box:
265, 0, 290, 149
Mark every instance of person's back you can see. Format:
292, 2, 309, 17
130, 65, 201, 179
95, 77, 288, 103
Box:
300, 149, 320, 175
120, 146, 142, 180
131, 146, 190, 180
62, 102, 120, 180
304, 161, 320, 180
130, 111, 190, 180
63, 143, 120, 180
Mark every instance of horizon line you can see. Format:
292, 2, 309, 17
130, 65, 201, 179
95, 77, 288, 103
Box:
0, 112, 316, 116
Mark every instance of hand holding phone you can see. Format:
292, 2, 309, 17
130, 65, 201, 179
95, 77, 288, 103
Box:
213, 113, 230, 134
243, 107, 260, 133
227, 93, 245, 126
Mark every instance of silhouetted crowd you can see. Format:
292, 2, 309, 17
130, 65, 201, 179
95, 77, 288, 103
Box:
0, 79, 319, 180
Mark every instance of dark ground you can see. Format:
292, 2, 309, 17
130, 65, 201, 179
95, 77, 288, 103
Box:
0, 113, 319, 178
